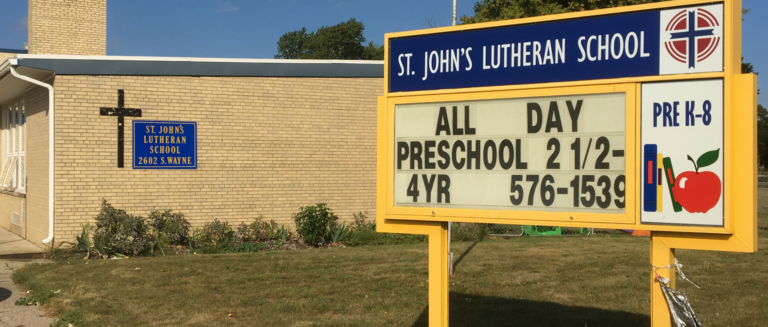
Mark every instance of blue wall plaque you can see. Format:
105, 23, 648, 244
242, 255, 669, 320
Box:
133, 121, 197, 169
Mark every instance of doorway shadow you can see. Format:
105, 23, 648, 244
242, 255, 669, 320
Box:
412, 292, 649, 327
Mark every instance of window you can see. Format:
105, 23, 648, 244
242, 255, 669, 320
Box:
1, 101, 25, 193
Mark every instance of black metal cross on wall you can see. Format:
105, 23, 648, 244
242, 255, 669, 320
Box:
100, 90, 142, 168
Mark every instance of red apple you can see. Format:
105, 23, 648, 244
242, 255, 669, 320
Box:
673, 170, 721, 213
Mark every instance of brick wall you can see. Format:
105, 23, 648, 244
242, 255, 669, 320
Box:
51, 75, 381, 243
0, 83, 50, 248
28, 0, 106, 55
0, 194, 24, 236
0, 53, 18, 63
25, 84, 51, 247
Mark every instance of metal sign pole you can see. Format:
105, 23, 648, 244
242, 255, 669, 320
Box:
448, 0, 456, 278
448, 222, 453, 276
452, 0, 457, 26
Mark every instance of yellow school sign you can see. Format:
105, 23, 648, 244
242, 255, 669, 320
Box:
376, 0, 757, 325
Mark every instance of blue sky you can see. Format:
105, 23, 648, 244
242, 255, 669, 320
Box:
0, 0, 764, 104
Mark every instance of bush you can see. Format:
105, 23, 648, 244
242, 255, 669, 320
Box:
200, 219, 233, 248
293, 203, 336, 246
191, 219, 234, 252
93, 200, 154, 256
50, 310, 84, 327
189, 227, 205, 248
330, 222, 351, 243
353, 211, 375, 229
148, 209, 190, 247
346, 211, 427, 246
14, 290, 55, 306
190, 218, 282, 254
450, 223, 490, 242
74, 223, 93, 256
236, 222, 253, 242
246, 215, 285, 242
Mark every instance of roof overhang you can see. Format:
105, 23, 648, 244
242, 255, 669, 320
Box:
0, 54, 384, 104
13, 54, 384, 78
0, 58, 55, 104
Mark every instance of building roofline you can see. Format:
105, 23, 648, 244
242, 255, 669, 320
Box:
14, 54, 384, 78
0, 48, 28, 54
0, 58, 19, 79
15, 54, 382, 64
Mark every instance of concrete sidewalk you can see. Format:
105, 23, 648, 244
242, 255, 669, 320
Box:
0, 227, 45, 257
0, 227, 54, 326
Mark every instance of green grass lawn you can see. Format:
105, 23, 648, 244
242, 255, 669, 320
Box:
14, 230, 768, 327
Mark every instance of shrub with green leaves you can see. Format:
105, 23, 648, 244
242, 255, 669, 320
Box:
330, 222, 351, 243
450, 222, 490, 242
189, 227, 205, 248
236, 222, 253, 242
148, 209, 191, 246
73, 222, 111, 259
353, 211, 375, 230
275, 224, 289, 243
93, 200, 154, 256
50, 310, 84, 327
201, 219, 233, 247
246, 215, 285, 242
74, 223, 93, 257
191, 219, 282, 254
293, 203, 336, 246
346, 211, 427, 246
14, 290, 55, 306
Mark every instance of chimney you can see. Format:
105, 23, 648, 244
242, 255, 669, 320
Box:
28, 0, 107, 55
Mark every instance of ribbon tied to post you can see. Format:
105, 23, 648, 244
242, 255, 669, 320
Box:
651, 259, 700, 288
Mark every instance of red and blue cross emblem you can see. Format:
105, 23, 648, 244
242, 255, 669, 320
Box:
664, 8, 720, 69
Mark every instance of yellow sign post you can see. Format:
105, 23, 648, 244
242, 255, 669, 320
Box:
377, 1, 756, 326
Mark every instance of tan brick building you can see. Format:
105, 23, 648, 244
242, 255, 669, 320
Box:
0, 0, 383, 249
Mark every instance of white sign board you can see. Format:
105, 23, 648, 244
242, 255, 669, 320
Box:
640, 79, 724, 226
394, 93, 626, 213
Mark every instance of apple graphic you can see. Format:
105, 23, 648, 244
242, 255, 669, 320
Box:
673, 149, 721, 213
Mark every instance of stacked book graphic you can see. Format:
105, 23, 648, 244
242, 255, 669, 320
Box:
644, 144, 683, 213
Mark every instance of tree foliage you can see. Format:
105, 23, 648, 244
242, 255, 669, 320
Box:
742, 61, 755, 75
275, 18, 383, 60
740, 9, 766, 166
460, 0, 669, 24
743, 61, 766, 166
461, 2, 765, 165
758, 104, 768, 167
275, 27, 310, 59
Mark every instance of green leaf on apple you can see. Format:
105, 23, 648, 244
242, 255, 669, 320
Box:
697, 149, 720, 170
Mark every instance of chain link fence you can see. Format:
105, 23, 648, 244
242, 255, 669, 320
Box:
486, 224, 595, 237
451, 174, 768, 240
449, 222, 598, 240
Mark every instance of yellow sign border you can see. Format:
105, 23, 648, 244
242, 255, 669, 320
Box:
378, 0, 753, 237
377, 1, 755, 326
